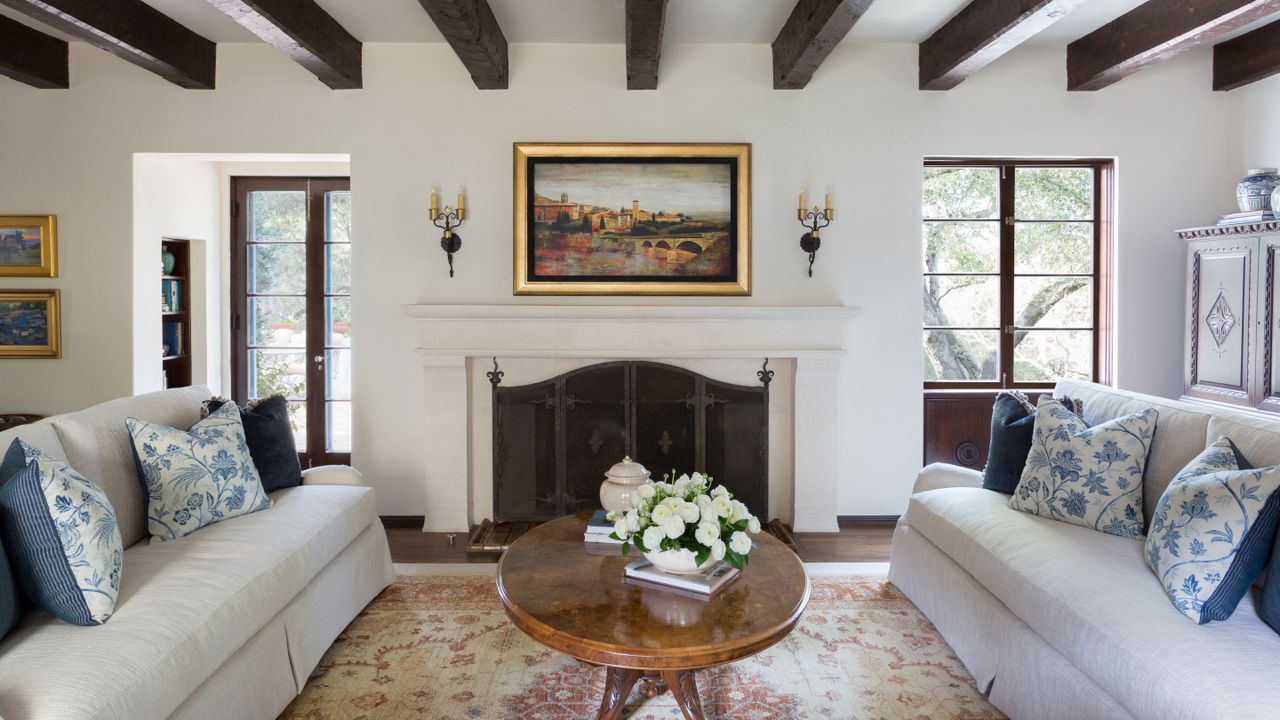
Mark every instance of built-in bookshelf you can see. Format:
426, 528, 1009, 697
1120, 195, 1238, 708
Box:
161, 238, 192, 389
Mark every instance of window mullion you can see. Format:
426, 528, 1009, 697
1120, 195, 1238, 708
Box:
999, 165, 1016, 387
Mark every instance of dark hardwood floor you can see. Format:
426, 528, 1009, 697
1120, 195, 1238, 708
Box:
385, 520, 897, 564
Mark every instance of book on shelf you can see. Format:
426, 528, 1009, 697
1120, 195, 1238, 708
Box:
161, 279, 181, 312
162, 321, 184, 357
1219, 210, 1275, 225
584, 509, 624, 544
623, 558, 740, 596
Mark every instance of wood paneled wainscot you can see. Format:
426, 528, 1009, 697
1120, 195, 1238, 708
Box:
1179, 221, 1280, 413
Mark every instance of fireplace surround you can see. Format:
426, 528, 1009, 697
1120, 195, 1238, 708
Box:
405, 304, 858, 532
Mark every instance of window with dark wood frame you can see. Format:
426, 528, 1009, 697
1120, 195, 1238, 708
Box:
923, 158, 1114, 391
230, 177, 352, 468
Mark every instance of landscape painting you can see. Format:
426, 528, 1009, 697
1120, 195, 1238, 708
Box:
514, 144, 750, 295
0, 291, 60, 358
0, 216, 58, 277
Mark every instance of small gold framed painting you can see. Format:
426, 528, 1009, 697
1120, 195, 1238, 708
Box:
513, 143, 751, 296
0, 215, 58, 278
0, 290, 61, 358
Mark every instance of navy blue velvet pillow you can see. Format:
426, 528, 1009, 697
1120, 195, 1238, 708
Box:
982, 393, 1038, 494
0, 538, 19, 641
203, 396, 302, 493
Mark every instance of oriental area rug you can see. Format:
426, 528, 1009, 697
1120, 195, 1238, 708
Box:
280, 570, 1003, 720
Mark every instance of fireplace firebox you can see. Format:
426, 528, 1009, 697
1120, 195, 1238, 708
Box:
490, 360, 771, 522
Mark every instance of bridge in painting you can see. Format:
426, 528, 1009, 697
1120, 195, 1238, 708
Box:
630, 233, 714, 254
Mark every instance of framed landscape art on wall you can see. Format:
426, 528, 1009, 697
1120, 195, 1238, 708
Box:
0, 215, 58, 278
0, 290, 60, 358
513, 143, 751, 295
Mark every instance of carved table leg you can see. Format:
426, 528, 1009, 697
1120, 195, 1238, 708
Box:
596, 666, 643, 720
661, 669, 705, 720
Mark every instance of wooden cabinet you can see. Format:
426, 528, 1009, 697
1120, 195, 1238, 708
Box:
1180, 221, 1280, 413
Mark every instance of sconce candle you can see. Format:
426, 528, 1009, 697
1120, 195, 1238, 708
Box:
430, 186, 467, 278
796, 190, 834, 278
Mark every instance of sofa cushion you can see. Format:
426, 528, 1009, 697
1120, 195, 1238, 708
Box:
1145, 437, 1280, 624
0, 439, 124, 625
0, 534, 19, 643
1055, 380, 1210, 530
204, 395, 302, 493
905, 487, 1280, 720
1008, 397, 1154, 539
0, 484, 376, 720
0, 421, 67, 465
127, 402, 271, 542
52, 386, 210, 548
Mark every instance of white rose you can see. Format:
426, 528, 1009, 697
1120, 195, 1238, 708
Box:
654, 481, 672, 494
661, 496, 683, 508
694, 522, 720, 546
637, 483, 656, 500
690, 471, 706, 488
730, 500, 751, 523
710, 496, 733, 520
673, 474, 691, 495
642, 526, 666, 552
677, 501, 700, 523
710, 485, 729, 499
710, 539, 727, 561
650, 503, 673, 524
747, 516, 762, 534
729, 531, 752, 555
696, 495, 713, 512
613, 517, 630, 540
628, 511, 643, 533
662, 515, 686, 539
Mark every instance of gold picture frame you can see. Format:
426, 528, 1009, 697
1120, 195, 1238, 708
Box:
514, 143, 751, 296
0, 290, 60, 358
0, 215, 57, 278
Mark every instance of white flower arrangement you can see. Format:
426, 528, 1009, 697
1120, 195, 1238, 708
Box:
607, 470, 762, 570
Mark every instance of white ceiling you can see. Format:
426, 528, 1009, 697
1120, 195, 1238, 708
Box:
0, 0, 1269, 46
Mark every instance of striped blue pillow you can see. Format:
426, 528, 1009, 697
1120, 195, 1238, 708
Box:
0, 439, 123, 626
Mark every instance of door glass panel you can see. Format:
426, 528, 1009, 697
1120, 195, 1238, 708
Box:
1014, 277, 1093, 329
249, 349, 306, 400
1015, 168, 1093, 220
249, 244, 306, 295
248, 191, 306, 243
922, 167, 999, 219
923, 276, 1000, 327
923, 330, 999, 382
326, 298, 351, 346
326, 349, 351, 400
923, 221, 999, 273
288, 401, 307, 449
326, 402, 351, 452
1015, 222, 1093, 274
249, 297, 306, 347
326, 192, 352, 243
325, 244, 351, 294
1014, 330, 1093, 382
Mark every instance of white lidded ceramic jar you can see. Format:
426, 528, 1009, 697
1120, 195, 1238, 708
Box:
1237, 168, 1280, 212
599, 456, 650, 514
643, 548, 717, 575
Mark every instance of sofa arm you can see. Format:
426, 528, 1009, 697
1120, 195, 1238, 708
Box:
913, 463, 983, 494
301, 465, 365, 487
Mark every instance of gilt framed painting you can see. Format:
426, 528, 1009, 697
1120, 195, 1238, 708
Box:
0, 215, 57, 278
0, 290, 60, 358
513, 143, 751, 295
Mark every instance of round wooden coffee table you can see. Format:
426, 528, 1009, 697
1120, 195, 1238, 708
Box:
496, 513, 810, 720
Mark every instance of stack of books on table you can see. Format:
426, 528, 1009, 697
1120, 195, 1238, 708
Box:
1218, 210, 1275, 225
624, 558, 740, 598
584, 510, 623, 545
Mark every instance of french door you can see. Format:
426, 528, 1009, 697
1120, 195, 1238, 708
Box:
230, 177, 352, 467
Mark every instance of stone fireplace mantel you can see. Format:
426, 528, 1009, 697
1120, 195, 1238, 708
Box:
404, 304, 858, 534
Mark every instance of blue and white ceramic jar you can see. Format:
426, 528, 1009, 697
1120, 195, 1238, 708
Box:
1237, 168, 1280, 212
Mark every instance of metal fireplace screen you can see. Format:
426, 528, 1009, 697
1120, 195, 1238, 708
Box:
490, 360, 770, 522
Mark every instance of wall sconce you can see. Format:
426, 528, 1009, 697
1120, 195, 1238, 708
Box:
796, 188, 833, 277
430, 185, 466, 277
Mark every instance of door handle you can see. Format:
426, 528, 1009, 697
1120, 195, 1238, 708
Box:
314, 355, 324, 364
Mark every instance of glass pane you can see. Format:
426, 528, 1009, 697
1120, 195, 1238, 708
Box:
1015, 330, 1093, 382
325, 243, 351, 295
923, 221, 999, 273
924, 330, 999, 381
249, 349, 306, 400
1015, 277, 1093, 328
327, 402, 351, 453
923, 167, 998, 219
1014, 168, 1093, 221
248, 191, 306, 243
1015, 222, 1094, 274
249, 297, 306, 347
924, 276, 999, 327
326, 298, 351, 346
327, 192, 352, 243
249, 244, 306, 295
288, 401, 307, 452
326, 349, 351, 400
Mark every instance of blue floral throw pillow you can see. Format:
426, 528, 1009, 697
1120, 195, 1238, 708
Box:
1008, 396, 1156, 539
0, 439, 123, 626
1145, 437, 1280, 624
127, 402, 271, 542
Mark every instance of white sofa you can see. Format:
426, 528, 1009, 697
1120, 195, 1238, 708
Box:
0, 386, 395, 720
890, 379, 1280, 720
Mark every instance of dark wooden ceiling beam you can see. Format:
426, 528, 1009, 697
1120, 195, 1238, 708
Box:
920, 0, 1086, 90
1067, 0, 1280, 91
0, 0, 215, 88
207, 0, 361, 89
0, 14, 68, 88
416, 0, 508, 89
1214, 18, 1280, 90
626, 0, 668, 90
772, 0, 875, 89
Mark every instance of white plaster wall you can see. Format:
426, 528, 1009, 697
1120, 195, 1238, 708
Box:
1232, 73, 1280, 170
0, 41, 1238, 518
